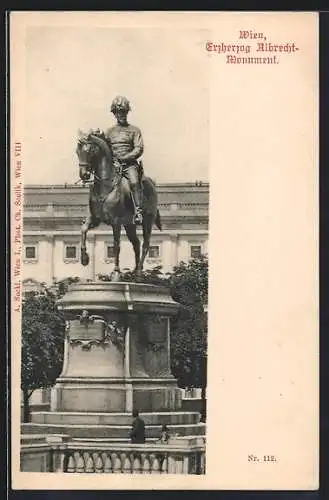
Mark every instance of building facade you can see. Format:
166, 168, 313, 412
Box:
22, 182, 209, 289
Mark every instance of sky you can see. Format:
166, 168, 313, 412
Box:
24, 26, 209, 185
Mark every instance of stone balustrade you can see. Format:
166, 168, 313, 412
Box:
20, 435, 205, 475
24, 202, 209, 215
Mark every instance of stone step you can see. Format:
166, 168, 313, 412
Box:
21, 422, 206, 439
72, 435, 205, 445
21, 434, 50, 445
72, 437, 159, 443
30, 411, 200, 426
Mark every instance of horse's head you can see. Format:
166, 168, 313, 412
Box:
76, 139, 94, 182
76, 130, 113, 183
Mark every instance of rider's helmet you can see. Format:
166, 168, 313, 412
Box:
110, 96, 131, 114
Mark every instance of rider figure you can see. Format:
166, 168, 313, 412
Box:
105, 96, 144, 225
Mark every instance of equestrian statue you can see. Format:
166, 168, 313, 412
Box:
76, 96, 162, 280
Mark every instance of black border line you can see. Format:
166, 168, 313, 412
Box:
5, 7, 328, 500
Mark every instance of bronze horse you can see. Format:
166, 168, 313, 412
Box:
76, 132, 162, 279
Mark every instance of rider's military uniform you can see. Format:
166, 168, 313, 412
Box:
105, 123, 143, 188
105, 96, 144, 224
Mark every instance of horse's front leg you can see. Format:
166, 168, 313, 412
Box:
80, 215, 94, 266
110, 223, 122, 282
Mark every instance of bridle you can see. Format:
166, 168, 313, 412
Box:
77, 141, 101, 184
75, 167, 102, 185
77, 137, 118, 185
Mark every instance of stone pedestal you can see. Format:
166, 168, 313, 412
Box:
51, 282, 182, 413
25, 281, 206, 441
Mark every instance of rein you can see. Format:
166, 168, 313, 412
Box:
76, 167, 102, 185
74, 178, 94, 186
76, 170, 116, 186
78, 159, 122, 186
78, 137, 121, 186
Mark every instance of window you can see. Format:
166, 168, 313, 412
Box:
107, 245, 115, 259
190, 245, 202, 258
65, 245, 77, 260
148, 245, 160, 258
63, 242, 79, 262
25, 246, 36, 260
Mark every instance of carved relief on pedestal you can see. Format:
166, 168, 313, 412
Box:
131, 314, 170, 377
65, 310, 126, 351
142, 315, 167, 352
105, 320, 126, 350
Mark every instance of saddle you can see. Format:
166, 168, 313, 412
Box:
114, 158, 144, 181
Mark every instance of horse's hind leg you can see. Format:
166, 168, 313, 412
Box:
139, 215, 153, 273
124, 224, 141, 273
81, 215, 97, 266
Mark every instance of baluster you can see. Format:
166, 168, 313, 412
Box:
161, 455, 168, 474
189, 453, 196, 474
151, 456, 160, 474
95, 453, 104, 473
62, 452, 70, 473
175, 456, 183, 474
183, 455, 189, 474
122, 454, 131, 474
85, 453, 94, 473
100, 452, 107, 471
76, 453, 85, 473
129, 453, 135, 467
73, 451, 81, 471
111, 453, 122, 473
66, 454, 76, 473
132, 455, 142, 474
142, 455, 150, 474
104, 453, 112, 473
200, 452, 206, 474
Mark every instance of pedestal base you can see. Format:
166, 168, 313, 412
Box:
29, 282, 207, 444
51, 377, 182, 413
23, 410, 206, 440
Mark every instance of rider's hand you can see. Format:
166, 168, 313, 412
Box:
115, 155, 128, 168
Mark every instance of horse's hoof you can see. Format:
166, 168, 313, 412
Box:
81, 250, 90, 266
110, 270, 121, 282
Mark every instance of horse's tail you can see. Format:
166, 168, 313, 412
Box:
155, 209, 162, 231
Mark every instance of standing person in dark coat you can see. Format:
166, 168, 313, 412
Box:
129, 410, 145, 443
158, 424, 170, 443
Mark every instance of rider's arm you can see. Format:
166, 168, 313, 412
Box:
104, 128, 111, 142
120, 128, 144, 162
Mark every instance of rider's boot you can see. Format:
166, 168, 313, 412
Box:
134, 206, 143, 225
131, 186, 143, 224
